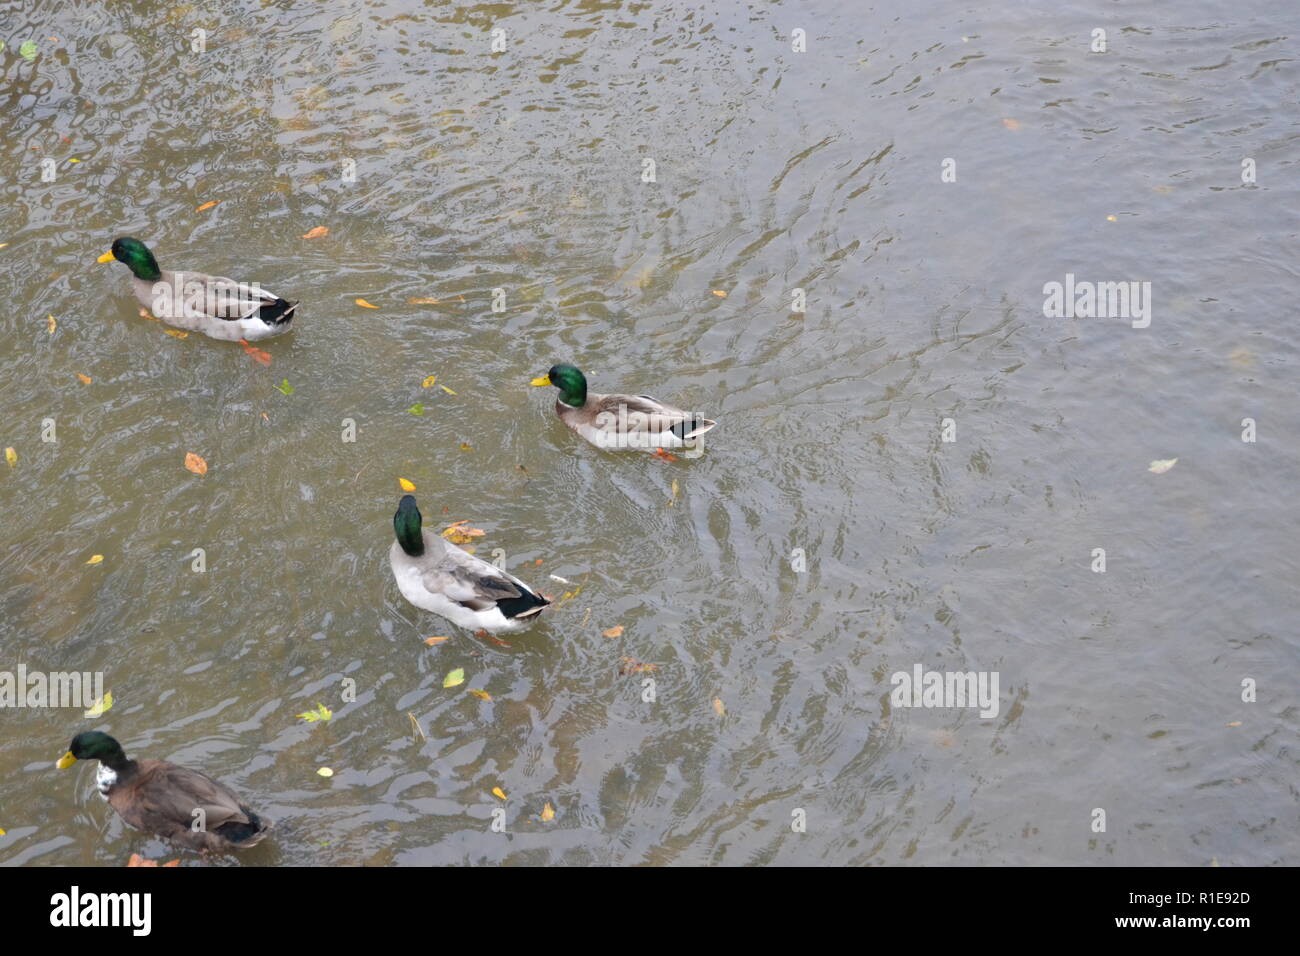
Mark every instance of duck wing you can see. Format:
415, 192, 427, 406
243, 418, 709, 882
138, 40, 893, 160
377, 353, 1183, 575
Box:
111, 760, 252, 840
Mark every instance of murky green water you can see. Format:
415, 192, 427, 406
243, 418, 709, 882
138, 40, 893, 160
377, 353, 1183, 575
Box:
2, 0, 1297, 866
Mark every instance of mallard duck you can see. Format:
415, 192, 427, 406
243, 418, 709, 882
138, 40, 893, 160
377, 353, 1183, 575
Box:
531, 363, 716, 451
97, 236, 297, 341
56, 731, 271, 853
390, 494, 550, 634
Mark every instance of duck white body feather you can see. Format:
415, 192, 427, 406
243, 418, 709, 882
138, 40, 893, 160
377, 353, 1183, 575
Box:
389, 531, 549, 634
131, 271, 297, 342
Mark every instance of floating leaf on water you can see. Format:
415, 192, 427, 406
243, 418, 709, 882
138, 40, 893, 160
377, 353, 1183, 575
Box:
300, 226, 329, 239
47, 314, 56, 334
1148, 458, 1178, 474
440, 520, 485, 545
297, 702, 332, 723
76, 373, 92, 384
399, 477, 416, 492
540, 802, 555, 822
653, 448, 678, 462
19, 41, 38, 61
184, 452, 208, 476
408, 297, 439, 305
317, 767, 334, 777
421, 375, 437, 388
85, 554, 104, 566
407, 403, 424, 416
712, 697, 726, 717
83, 691, 113, 717
407, 711, 425, 741
711, 290, 727, 297
1226, 721, 1242, 727
195, 200, 219, 212
492, 787, 507, 801
459, 442, 473, 452
4, 447, 16, 467
443, 668, 465, 688
1106, 215, 1118, 222
0, 828, 6, 836
469, 688, 492, 701
424, 636, 449, 646
602, 625, 624, 639
440, 385, 456, 395
127, 853, 178, 867
275, 378, 294, 395
163, 328, 188, 339
1001, 117, 1021, 130
238, 338, 272, 365
355, 298, 379, 309
619, 657, 658, 675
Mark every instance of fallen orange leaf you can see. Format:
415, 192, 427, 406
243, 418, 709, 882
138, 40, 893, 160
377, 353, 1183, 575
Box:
237, 338, 272, 365
653, 448, 678, 462
712, 697, 726, 717
195, 200, 220, 212
540, 802, 555, 822
1001, 118, 1021, 131
712, 290, 727, 297
76, 373, 92, 384
602, 625, 624, 639
355, 298, 379, 309
184, 452, 208, 476
300, 226, 329, 239
163, 328, 188, 339
424, 636, 449, 646
468, 689, 492, 702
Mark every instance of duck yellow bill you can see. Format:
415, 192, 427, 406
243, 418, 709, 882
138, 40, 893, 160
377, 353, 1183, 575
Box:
56, 751, 77, 769
530, 375, 551, 387
96, 251, 115, 263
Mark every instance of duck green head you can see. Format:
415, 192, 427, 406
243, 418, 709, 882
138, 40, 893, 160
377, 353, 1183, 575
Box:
531, 363, 587, 407
56, 731, 127, 769
97, 236, 161, 282
394, 494, 425, 557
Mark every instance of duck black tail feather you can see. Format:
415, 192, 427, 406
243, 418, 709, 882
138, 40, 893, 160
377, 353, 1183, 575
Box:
497, 588, 551, 621
258, 298, 298, 325
217, 809, 271, 846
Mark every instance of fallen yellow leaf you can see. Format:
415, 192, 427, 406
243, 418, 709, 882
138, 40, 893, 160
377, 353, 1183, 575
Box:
47, 314, 56, 333
85, 554, 103, 565
712, 697, 726, 717
440, 385, 456, 395
399, 477, 416, 492
83, 691, 113, 718
492, 787, 507, 801
469, 688, 492, 702
317, 767, 334, 777
711, 290, 727, 297
355, 298, 379, 309
1227, 721, 1242, 727
1106, 215, 1118, 222
459, 442, 473, 452
300, 225, 329, 239
76, 373, 92, 385
421, 375, 437, 388
184, 452, 208, 476
408, 297, 439, 305
1002, 118, 1021, 130
4, 447, 16, 467
540, 802, 555, 822
602, 625, 624, 639
163, 328, 188, 339
195, 200, 220, 212
1148, 458, 1178, 474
